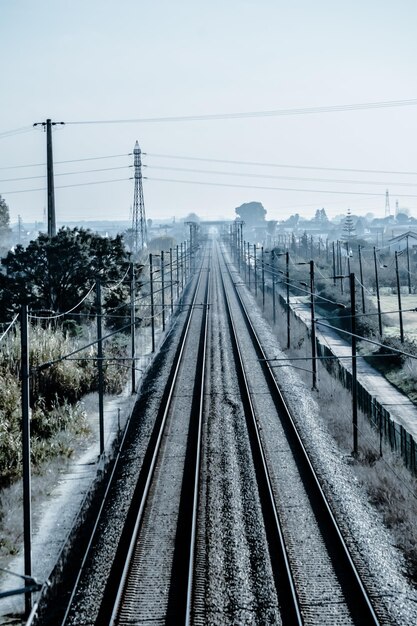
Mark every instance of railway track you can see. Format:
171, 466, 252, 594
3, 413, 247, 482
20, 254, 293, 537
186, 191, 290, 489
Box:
37, 235, 385, 625
56, 246, 210, 625
214, 240, 381, 625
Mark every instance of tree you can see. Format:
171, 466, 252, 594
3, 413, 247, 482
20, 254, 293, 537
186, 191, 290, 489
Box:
314, 208, 329, 223
283, 213, 300, 228
235, 201, 266, 226
184, 212, 200, 223
0, 195, 11, 256
396, 212, 410, 224
342, 209, 356, 242
0, 227, 132, 321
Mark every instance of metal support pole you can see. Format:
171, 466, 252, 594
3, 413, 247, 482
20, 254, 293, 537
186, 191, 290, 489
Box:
149, 254, 155, 352
20, 304, 32, 617
96, 280, 105, 456
184, 241, 188, 281
350, 273, 358, 456
407, 235, 411, 294
310, 260, 317, 390
180, 243, 184, 290
395, 251, 404, 343
161, 250, 165, 331
272, 250, 276, 325
237, 224, 240, 272
261, 246, 265, 309
286, 251, 290, 350
373, 247, 383, 336
33, 119, 64, 238
130, 263, 136, 394
332, 241, 336, 286
254, 244, 257, 296
176, 245, 180, 299
46, 119, 56, 238
169, 248, 174, 314
248, 241, 251, 289
244, 240, 247, 283
358, 245, 366, 314
338, 241, 344, 294
240, 222, 244, 269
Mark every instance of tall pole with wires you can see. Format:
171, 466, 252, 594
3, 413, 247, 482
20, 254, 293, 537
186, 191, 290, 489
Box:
373, 247, 383, 336
33, 119, 64, 238
132, 140, 147, 255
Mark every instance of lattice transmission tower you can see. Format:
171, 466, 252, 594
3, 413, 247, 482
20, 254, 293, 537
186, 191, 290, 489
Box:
385, 189, 391, 217
132, 140, 147, 254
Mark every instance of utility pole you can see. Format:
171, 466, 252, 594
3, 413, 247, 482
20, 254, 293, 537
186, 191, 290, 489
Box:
406, 234, 412, 294
20, 304, 32, 617
96, 280, 105, 456
248, 242, 251, 289
33, 119, 64, 238
286, 251, 290, 350
130, 263, 136, 393
395, 251, 404, 343
169, 248, 174, 315
373, 247, 383, 336
261, 246, 265, 309
358, 245, 366, 314
310, 260, 317, 390
161, 250, 165, 332
272, 250, 276, 325
254, 244, 257, 296
176, 245, 180, 299
149, 254, 155, 352
349, 273, 358, 456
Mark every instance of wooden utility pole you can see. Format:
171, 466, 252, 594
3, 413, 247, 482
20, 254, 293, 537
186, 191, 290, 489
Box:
169, 248, 174, 314
349, 273, 358, 456
272, 251, 276, 325
20, 304, 32, 617
406, 235, 412, 294
261, 246, 265, 310
358, 245, 366, 314
33, 119, 64, 237
161, 250, 165, 331
130, 263, 136, 393
149, 254, 155, 352
286, 251, 290, 350
310, 260, 317, 390
96, 280, 105, 456
373, 247, 383, 336
395, 251, 404, 343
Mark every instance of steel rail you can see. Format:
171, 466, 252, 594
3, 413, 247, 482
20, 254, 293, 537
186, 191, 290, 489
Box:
103, 246, 208, 626
166, 251, 210, 626
57, 250, 207, 626
218, 252, 303, 625
220, 241, 381, 625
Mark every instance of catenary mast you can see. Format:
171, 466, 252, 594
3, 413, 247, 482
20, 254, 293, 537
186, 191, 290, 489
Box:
132, 140, 147, 254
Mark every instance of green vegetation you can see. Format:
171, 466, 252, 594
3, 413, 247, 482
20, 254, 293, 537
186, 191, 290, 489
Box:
0, 322, 129, 487
0, 227, 139, 488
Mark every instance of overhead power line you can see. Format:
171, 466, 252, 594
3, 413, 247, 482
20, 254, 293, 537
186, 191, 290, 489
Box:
143, 164, 417, 188
144, 176, 417, 198
0, 165, 131, 184
63, 98, 417, 125
0, 177, 132, 195
0, 126, 35, 140
144, 152, 417, 176
0, 153, 130, 171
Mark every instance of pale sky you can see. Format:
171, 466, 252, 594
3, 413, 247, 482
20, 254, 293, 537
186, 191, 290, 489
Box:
1, 0, 417, 225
